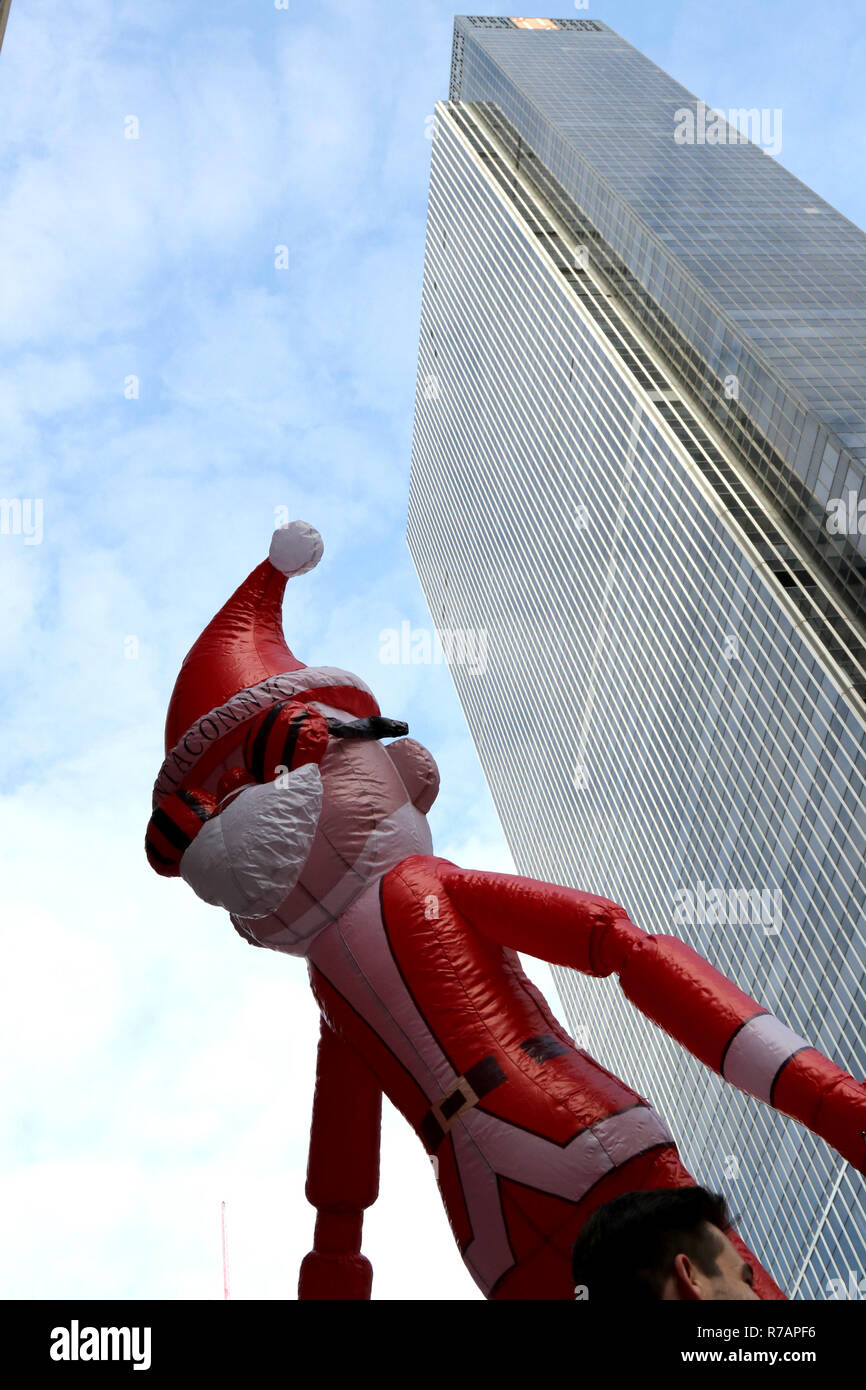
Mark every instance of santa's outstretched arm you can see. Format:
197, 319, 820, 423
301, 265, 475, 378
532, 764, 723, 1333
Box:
432, 860, 866, 1178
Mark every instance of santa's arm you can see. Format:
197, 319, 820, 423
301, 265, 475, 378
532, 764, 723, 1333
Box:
611, 930, 866, 1179
436, 861, 866, 1177
435, 860, 631, 974
239, 702, 406, 782
241, 700, 330, 782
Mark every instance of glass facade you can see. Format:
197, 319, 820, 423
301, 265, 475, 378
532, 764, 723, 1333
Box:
408, 26, 866, 1299
450, 17, 866, 697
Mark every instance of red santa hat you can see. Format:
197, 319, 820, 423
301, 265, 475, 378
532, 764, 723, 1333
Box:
151, 521, 381, 808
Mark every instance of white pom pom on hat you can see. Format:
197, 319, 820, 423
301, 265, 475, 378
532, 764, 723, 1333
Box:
269, 520, 324, 577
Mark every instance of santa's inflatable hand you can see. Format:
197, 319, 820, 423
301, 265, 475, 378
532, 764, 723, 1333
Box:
242, 700, 330, 782
180, 764, 323, 918
145, 788, 219, 877
820, 1075, 866, 1176
774, 1055, 866, 1177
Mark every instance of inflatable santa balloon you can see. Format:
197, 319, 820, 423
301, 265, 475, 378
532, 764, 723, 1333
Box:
146, 522, 866, 1300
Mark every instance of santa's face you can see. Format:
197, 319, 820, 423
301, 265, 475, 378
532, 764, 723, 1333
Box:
179, 691, 440, 956
290, 697, 438, 899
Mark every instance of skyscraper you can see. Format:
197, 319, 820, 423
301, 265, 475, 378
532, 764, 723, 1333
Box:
409, 17, 866, 1298
0, 1, 13, 57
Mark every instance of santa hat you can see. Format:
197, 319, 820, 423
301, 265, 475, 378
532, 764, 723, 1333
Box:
151, 521, 380, 809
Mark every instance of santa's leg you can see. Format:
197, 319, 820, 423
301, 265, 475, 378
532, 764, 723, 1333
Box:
431, 860, 866, 1176
298, 1016, 382, 1300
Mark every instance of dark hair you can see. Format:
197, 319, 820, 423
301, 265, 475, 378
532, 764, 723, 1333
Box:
571, 1187, 731, 1301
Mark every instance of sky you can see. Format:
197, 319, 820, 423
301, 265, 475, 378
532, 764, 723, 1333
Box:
1, 0, 865, 1301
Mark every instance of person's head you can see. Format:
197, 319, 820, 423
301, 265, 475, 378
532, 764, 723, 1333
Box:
571, 1187, 760, 1301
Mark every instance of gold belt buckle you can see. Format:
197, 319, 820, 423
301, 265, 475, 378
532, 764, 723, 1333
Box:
433, 1076, 481, 1132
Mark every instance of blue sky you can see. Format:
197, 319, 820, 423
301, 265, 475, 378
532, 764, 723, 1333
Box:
1, 0, 865, 1300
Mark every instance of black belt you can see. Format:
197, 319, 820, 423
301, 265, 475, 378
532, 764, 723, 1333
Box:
420, 1055, 507, 1153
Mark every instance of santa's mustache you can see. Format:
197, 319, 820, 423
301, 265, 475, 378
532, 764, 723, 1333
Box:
325, 715, 409, 741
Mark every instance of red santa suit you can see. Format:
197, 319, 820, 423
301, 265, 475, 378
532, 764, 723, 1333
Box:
146, 523, 866, 1301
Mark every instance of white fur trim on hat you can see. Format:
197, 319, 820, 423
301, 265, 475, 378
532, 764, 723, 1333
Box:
269, 520, 324, 577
